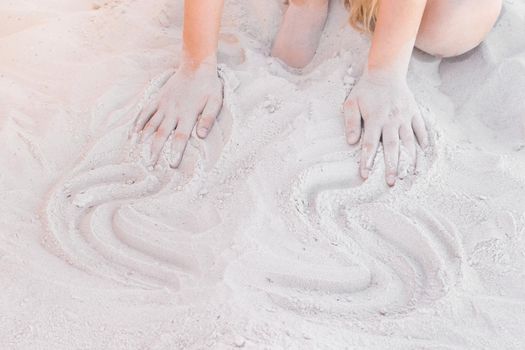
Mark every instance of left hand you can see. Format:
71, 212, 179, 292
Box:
343, 70, 429, 186
133, 60, 223, 168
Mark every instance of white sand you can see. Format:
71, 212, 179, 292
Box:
1, 0, 525, 348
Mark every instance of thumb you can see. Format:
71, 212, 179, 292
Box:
197, 95, 223, 138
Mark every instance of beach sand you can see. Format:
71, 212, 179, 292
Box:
1, 0, 525, 348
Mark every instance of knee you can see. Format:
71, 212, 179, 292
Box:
416, 0, 503, 58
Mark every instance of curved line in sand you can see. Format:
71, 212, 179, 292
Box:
41, 72, 235, 290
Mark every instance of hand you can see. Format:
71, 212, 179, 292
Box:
343, 70, 429, 186
134, 60, 223, 168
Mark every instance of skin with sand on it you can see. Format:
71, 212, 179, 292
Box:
1, 0, 525, 349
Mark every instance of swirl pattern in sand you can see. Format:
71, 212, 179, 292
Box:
2, 0, 525, 349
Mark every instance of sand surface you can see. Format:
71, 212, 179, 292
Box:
1, 0, 525, 349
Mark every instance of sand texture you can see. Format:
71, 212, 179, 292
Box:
1, 0, 525, 349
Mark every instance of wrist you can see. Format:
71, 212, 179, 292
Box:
367, 48, 411, 81
180, 50, 218, 72
363, 65, 407, 85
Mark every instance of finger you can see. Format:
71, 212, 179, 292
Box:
134, 97, 159, 133
382, 126, 400, 187
343, 97, 362, 145
399, 124, 416, 169
412, 112, 429, 149
359, 124, 381, 180
169, 121, 194, 168
140, 109, 165, 142
197, 95, 223, 139
149, 117, 178, 166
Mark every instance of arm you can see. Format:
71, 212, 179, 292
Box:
368, 0, 426, 77
344, 0, 429, 186
182, 0, 224, 68
134, 0, 225, 168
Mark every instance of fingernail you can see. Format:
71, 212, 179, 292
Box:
361, 168, 369, 179
367, 158, 375, 169
141, 131, 152, 144
387, 175, 396, 186
347, 132, 357, 144
197, 127, 208, 138
169, 152, 182, 168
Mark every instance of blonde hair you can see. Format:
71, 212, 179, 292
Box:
344, 0, 380, 34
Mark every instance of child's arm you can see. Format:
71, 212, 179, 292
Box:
134, 0, 225, 168
344, 0, 430, 186
368, 0, 426, 77
182, 0, 224, 67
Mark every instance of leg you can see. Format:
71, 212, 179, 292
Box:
416, 0, 503, 57
271, 0, 330, 68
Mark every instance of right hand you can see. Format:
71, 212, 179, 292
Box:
344, 70, 429, 186
134, 60, 223, 168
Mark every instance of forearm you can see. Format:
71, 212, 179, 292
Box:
182, 0, 225, 68
367, 0, 427, 78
